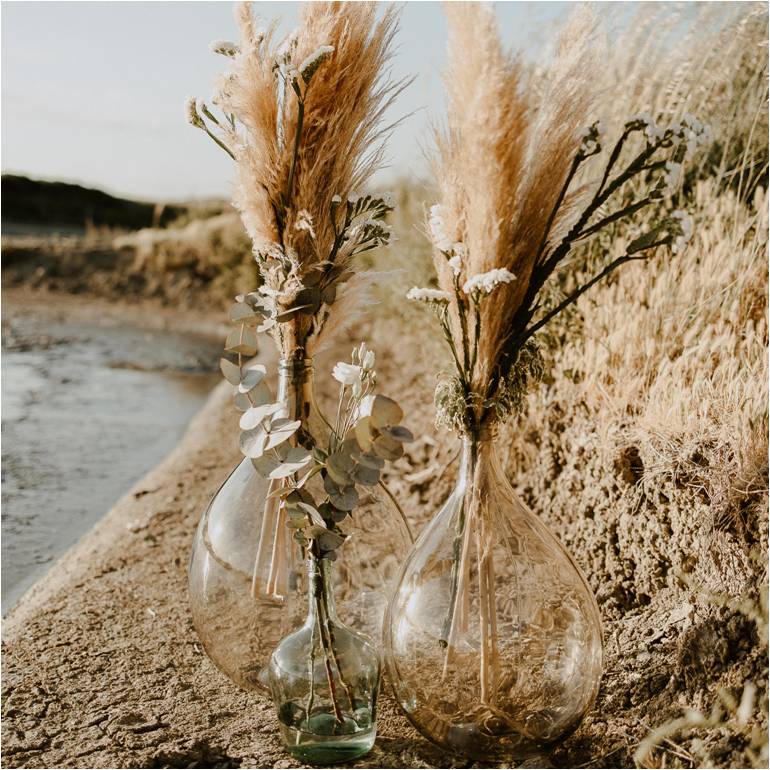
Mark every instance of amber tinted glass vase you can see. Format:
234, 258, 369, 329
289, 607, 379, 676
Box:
189, 357, 411, 692
383, 428, 603, 758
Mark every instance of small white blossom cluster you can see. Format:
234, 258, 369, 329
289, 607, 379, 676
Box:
209, 40, 239, 58
670, 114, 712, 160
462, 268, 516, 297
447, 254, 462, 276
299, 45, 334, 82
406, 287, 452, 305
628, 112, 665, 143
662, 161, 682, 195
579, 120, 605, 156
670, 210, 693, 254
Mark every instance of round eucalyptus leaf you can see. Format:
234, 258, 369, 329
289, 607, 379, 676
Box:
229, 303, 257, 324
245, 381, 274, 408
372, 433, 404, 462
238, 364, 267, 393
324, 475, 358, 511
240, 426, 268, 458
370, 395, 404, 429
316, 530, 345, 553
252, 451, 284, 478
239, 401, 282, 431
265, 418, 301, 450
225, 327, 258, 355
220, 358, 241, 386
352, 464, 380, 487
354, 416, 373, 451
351, 448, 384, 470
380, 425, 414, 443
319, 501, 348, 523
326, 453, 354, 486
233, 391, 251, 412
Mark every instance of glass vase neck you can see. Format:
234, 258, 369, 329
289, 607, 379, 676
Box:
277, 356, 318, 446
305, 556, 339, 625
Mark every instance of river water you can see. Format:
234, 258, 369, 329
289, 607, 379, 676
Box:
1, 295, 222, 612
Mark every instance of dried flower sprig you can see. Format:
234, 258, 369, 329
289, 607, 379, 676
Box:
226, 342, 413, 561
189, 2, 407, 363
410, 4, 710, 435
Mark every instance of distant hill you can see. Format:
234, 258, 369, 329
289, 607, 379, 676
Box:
1, 175, 188, 231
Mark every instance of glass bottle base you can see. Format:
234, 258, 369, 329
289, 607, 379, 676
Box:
278, 705, 376, 764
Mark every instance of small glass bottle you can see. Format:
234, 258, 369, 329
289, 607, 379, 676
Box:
384, 426, 603, 759
269, 556, 380, 764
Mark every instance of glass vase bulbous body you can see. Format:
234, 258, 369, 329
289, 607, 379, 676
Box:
188, 357, 411, 692
383, 430, 603, 759
269, 557, 380, 764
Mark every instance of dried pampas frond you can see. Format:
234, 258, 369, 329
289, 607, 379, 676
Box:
410, 4, 710, 433
189, 1, 406, 359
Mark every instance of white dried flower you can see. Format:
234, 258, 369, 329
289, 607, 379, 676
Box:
209, 40, 239, 58
462, 268, 516, 297
333, 362, 363, 386
429, 204, 454, 252
629, 112, 664, 143
294, 209, 316, 239
299, 45, 334, 82
670, 210, 693, 254
406, 287, 452, 304
363, 350, 375, 370
662, 161, 682, 195
185, 97, 204, 129
447, 254, 462, 276
276, 28, 299, 62
673, 114, 711, 159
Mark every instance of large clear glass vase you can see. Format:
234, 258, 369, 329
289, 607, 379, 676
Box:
188, 356, 411, 692
269, 556, 380, 764
383, 428, 603, 759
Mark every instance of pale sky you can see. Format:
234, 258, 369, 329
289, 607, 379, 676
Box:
2, 1, 577, 202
